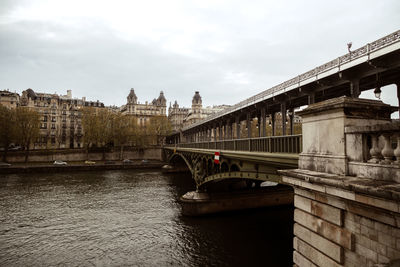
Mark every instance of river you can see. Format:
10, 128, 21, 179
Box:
0, 169, 293, 267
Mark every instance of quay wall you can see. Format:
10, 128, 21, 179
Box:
2, 147, 163, 163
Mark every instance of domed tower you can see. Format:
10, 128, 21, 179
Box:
156, 91, 167, 115
191, 91, 202, 114
156, 91, 167, 106
127, 88, 137, 104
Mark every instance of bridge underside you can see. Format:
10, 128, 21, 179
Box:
166, 147, 298, 190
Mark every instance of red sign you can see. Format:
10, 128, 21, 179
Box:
214, 152, 220, 164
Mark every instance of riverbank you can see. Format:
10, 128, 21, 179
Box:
1, 147, 163, 163
0, 160, 165, 174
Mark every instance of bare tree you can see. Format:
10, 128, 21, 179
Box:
14, 107, 40, 162
0, 106, 15, 162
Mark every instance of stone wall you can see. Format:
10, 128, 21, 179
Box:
3, 148, 163, 163
282, 170, 400, 266
281, 96, 400, 266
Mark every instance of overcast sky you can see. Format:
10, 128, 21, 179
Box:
1, 0, 399, 111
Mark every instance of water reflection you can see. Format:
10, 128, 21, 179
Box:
0, 170, 293, 267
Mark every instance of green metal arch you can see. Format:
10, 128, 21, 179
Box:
168, 152, 194, 174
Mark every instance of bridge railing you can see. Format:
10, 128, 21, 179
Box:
176, 135, 302, 154
181, 30, 400, 132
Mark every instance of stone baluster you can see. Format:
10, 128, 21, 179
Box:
381, 133, 394, 165
394, 134, 400, 164
368, 134, 380, 163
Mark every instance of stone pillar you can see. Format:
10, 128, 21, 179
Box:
246, 113, 251, 138
281, 102, 287, 136
297, 96, 394, 175
261, 107, 266, 137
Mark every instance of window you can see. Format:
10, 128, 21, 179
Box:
51, 124, 55, 129
52, 117, 56, 122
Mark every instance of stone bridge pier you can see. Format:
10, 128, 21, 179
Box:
280, 97, 400, 267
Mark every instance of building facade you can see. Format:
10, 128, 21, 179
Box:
0, 90, 20, 109
19, 88, 104, 149
120, 88, 167, 126
168, 91, 230, 131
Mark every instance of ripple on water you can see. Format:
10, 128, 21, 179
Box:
0, 170, 293, 267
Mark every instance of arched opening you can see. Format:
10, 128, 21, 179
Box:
221, 162, 229, 173
230, 164, 240, 172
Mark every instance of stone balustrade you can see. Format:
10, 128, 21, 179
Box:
345, 121, 400, 183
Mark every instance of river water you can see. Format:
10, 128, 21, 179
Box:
0, 170, 293, 267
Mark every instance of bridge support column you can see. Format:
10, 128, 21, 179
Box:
235, 117, 240, 139
219, 122, 223, 141
289, 108, 294, 135
261, 107, 266, 137
350, 79, 361, 98
271, 112, 276, 136
230, 121, 234, 140
397, 81, 400, 116
308, 93, 315, 105
281, 102, 287, 136
226, 119, 231, 140
279, 96, 400, 267
246, 113, 251, 138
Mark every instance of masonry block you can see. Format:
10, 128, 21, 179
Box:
293, 251, 317, 267
294, 223, 343, 263
294, 237, 343, 267
355, 243, 378, 262
294, 209, 353, 250
295, 195, 343, 226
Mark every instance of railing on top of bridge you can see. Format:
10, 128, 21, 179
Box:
181, 30, 400, 132
175, 134, 302, 154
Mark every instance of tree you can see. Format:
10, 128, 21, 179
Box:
0, 106, 16, 162
81, 107, 100, 159
148, 116, 171, 145
14, 107, 40, 162
111, 113, 131, 159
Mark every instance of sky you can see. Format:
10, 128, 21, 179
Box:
1, 0, 400, 111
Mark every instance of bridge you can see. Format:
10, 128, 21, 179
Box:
165, 30, 400, 266
165, 30, 400, 188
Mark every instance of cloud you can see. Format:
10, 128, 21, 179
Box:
0, 0, 399, 110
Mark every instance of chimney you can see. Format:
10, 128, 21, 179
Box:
67, 90, 72, 99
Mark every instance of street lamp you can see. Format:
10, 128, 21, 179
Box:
374, 73, 382, 99
347, 42, 352, 53
374, 86, 382, 99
